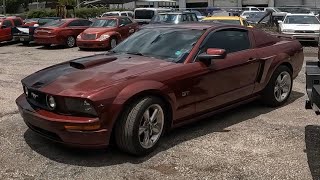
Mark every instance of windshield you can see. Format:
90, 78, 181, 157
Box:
151, 14, 181, 23
91, 19, 117, 27
38, 18, 58, 25
42, 20, 66, 27
202, 19, 241, 25
135, 10, 155, 19
191, 11, 202, 16
284, 15, 320, 24
113, 28, 204, 62
102, 13, 119, 17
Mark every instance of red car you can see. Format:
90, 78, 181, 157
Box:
77, 16, 138, 50
0, 17, 23, 42
16, 23, 304, 155
34, 18, 92, 48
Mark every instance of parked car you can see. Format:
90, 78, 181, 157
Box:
279, 13, 320, 42
246, 12, 270, 25
13, 17, 61, 45
150, 12, 198, 24
242, 6, 261, 12
101, 11, 134, 18
240, 11, 260, 19
0, 16, 23, 42
134, 8, 172, 24
16, 23, 304, 155
77, 16, 138, 50
202, 16, 251, 27
34, 18, 92, 48
188, 10, 205, 21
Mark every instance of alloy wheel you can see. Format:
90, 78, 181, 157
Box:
274, 71, 292, 102
138, 104, 164, 149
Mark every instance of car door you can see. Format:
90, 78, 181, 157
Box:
118, 18, 132, 39
194, 28, 261, 113
0, 20, 13, 42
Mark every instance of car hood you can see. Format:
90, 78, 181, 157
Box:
282, 24, 320, 30
82, 27, 117, 35
22, 53, 176, 97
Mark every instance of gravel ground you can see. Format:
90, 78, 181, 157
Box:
0, 42, 320, 180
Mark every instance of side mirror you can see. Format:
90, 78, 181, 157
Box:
119, 24, 125, 27
198, 48, 226, 66
1, 25, 6, 29
278, 20, 283, 24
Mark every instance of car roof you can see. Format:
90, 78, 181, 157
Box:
134, 8, 171, 11
286, 13, 316, 16
143, 22, 244, 30
203, 16, 243, 20
158, 12, 195, 15
98, 16, 122, 20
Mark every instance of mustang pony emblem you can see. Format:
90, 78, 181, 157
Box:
31, 92, 38, 99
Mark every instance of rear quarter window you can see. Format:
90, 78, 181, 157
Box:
13, 19, 22, 26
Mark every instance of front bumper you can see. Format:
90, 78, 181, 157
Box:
16, 94, 109, 148
13, 34, 34, 42
282, 32, 319, 42
77, 39, 110, 49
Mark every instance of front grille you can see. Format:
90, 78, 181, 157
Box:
82, 33, 97, 40
294, 30, 315, 33
26, 89, 49, 110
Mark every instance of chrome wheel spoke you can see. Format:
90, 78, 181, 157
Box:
150, 109, 159, 122
143, 130, 150, 146
274, 71, 291, 102
139, 126, 147, 135
143, 110, 150, 122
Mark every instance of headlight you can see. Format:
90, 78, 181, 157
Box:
34, 24, 39, 27
282, 29, 295, 33
46, 95, 56, 110
23, 86, 29, 97
77, 34, 81, 39
97, 34, 110, 41
64, 98, 97, 116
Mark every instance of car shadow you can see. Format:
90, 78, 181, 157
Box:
305, 125, 320, 180
0, 41, 19, 47
36, 45, 68, 50
24, 91, 304, 167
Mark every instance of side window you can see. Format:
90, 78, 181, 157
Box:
128, 12, 134, 18
182, 14, 187, 21
13, 19, 22, 26
253, 8, 260, 11
243, 8, 249, 11
2, 20, 13, 27
192, 14, 198, 21
203, 29, 250, 54
120, 13, 127, 16
125, 17, 133, 24
243, 20, 249, 26
67, 20, 80, 27
186, 14, 193, 21
119, 18, 126, 26
80, 20, 92, 26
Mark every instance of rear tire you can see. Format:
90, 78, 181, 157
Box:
22, 41, 29, 45
115, 97, 166, 156
261, 65, 293, 107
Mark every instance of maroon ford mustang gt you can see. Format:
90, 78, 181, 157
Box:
16, 23, 304, 155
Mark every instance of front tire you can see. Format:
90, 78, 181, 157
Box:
115, 97, 166, 156
109, 37, 117, 49
261, 65, 293, 107
66, 36, 76, 48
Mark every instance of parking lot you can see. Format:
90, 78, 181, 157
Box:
0, 42, 320, 179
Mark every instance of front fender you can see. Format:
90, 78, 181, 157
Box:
104, 31, 122, 41
108, 80, 177, 130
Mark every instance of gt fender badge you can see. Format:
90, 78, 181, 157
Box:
182, 91, 190, 97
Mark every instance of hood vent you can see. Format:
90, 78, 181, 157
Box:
70, 55, 117, 69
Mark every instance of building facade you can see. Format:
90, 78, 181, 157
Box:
117, 0, 319, 9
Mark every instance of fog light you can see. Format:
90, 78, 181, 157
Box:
46, 95, 56, 110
